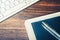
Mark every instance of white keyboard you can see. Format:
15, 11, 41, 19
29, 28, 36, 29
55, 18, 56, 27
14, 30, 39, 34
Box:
0, 0, 39, 22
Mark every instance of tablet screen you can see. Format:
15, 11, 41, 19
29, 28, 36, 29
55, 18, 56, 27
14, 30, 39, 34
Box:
31, 16, 60, 40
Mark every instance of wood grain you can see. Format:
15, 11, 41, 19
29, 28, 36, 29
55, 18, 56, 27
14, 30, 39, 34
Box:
0, 0, 60, 40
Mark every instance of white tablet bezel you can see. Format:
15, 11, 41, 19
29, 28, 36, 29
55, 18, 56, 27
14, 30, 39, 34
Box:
25, 12, 60, 40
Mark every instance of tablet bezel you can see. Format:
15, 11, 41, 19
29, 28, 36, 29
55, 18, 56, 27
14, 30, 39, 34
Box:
25, 12, 60, 40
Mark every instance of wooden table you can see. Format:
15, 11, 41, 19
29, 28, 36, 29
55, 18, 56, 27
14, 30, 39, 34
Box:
0, 0, 60, 40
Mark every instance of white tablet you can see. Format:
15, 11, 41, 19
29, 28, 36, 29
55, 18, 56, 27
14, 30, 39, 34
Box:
25, 12, 60, 40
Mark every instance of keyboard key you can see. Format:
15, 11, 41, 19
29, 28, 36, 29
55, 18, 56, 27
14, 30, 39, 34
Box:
9, 0, 15, 2
5, 1, 10, 5
5, 6, 10, 10
14, 1, 19, 5
0, 8, 5, 13
18, 0, 24, 3
25, 0, 31, 4
0, 14, 3, 19
9, 3, 15, 8
2, 0, 6, 2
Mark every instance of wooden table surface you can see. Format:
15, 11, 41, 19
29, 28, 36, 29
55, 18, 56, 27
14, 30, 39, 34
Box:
0, 0, 60, 40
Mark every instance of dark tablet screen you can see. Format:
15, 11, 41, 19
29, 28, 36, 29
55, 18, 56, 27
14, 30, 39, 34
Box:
31, 16, 60, 40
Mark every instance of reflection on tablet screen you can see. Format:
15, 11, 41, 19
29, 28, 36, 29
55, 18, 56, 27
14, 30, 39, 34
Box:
31, 16, 60, 40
